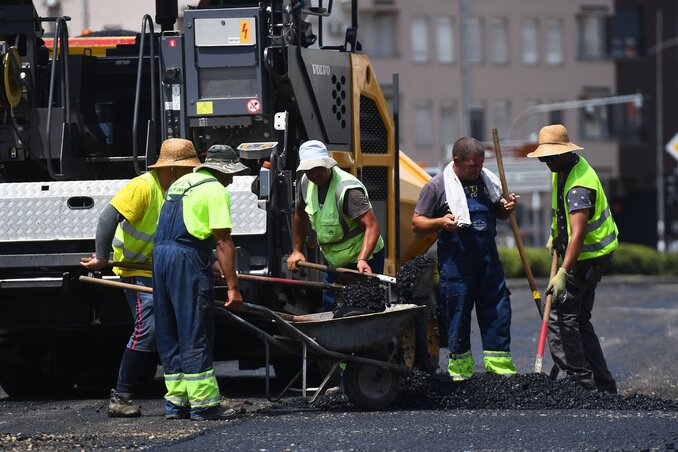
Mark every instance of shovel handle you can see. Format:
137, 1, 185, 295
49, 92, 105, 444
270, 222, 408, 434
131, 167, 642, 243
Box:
534, 251, 559, 373
297, 261, 397, 285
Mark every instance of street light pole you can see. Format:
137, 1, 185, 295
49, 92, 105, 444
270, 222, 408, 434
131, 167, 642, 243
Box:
459, 0, 471, 136
655, 10, 666, 253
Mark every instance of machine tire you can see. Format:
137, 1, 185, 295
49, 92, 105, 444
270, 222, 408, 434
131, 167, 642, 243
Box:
342, 354, 401, 410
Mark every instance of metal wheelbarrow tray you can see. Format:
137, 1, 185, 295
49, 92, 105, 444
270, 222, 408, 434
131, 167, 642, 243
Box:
217, 303, 424, 410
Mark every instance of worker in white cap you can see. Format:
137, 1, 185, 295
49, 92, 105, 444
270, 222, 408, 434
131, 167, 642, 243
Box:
287, 140, 384, 311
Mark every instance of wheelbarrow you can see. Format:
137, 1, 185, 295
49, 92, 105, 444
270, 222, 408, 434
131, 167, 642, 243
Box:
216, 302, 425, 410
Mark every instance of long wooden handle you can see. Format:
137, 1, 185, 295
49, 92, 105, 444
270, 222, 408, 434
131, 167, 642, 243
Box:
235, 273, 344, 290
534, 252, 559, 373
110, 261, 342, 290
297, 260, 397, 284
492, 128, 544, 318
77, 275, 313, 322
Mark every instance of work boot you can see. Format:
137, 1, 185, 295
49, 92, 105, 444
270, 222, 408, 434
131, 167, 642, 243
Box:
190, 405, 237, 421
108, 389, 141, 418
219, 397, 247, 414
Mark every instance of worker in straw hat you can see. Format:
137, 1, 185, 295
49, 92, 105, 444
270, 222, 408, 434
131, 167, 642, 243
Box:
412, 136, 518, 381
152, 144, 248, 421
286, 140, 385, 311
528, 124, 619, 393
81, 138, 201, 417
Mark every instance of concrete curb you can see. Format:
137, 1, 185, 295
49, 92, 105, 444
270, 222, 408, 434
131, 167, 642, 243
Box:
506, 274, 677, 288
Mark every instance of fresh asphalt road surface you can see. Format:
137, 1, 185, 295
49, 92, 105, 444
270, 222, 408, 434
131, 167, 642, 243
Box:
1, 277, 677, 451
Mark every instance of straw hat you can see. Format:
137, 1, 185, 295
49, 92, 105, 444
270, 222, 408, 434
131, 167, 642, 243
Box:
527, 124, 583, 158
147, 138, 201, 168
296, 140, 337, 172
195, 145, 250, 175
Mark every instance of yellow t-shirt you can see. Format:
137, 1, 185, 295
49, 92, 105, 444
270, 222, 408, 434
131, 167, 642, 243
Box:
110, 177, 151, 223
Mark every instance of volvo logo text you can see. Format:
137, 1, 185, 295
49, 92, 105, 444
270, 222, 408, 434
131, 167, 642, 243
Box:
311, 64, 331, 76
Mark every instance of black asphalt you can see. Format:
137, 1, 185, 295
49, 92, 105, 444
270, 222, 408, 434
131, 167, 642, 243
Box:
1, 277, 677, 450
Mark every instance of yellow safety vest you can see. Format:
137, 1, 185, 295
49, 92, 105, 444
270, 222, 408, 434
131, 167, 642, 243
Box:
112, 171, 165, 277
551, 156, 618, 260
304, 167, 384, 267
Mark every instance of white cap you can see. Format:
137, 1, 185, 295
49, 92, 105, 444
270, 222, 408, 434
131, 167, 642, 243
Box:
296, 140, 337, 172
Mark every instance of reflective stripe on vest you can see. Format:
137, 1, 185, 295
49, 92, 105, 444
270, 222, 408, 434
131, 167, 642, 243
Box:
303, 167, 384, 267
112, 171, 165, 277
550, 156, 618, 260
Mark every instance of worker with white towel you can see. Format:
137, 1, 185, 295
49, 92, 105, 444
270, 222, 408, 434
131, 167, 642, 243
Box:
411, 136, 518, 381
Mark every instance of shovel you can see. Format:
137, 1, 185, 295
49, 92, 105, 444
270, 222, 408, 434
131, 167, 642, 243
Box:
534, 251, 560, 373
78, 275, 314, 322
297, 261, 397, 285
106, 261, 343, 290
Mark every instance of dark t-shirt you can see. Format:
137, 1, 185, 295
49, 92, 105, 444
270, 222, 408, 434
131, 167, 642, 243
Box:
414, 173, 448, 218
555, 154, 596, 251
296, 177, 371, 220
414, 172, 492, 218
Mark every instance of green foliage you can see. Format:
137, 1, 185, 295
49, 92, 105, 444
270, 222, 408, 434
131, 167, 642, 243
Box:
609, 243, 659, 275
498, 247, 551, 278
498, 243, 678, 276
660, 249, 678, 275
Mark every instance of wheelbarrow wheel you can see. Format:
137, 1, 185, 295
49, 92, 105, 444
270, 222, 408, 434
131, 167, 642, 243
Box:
342, 355, 401, 410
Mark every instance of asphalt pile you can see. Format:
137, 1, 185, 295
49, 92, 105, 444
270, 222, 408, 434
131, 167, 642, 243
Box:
396, 255, 436, 305
285, 370, 678, 411
336, 278, 388, 313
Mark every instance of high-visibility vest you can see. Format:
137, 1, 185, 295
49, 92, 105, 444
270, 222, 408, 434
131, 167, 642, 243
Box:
551, 156, 618, 260
112, 171, 165, 277
303, 167, 384, 267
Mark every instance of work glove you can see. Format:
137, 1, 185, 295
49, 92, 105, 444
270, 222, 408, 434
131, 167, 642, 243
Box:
545, 267, 568, 302
546, 237, 553, 255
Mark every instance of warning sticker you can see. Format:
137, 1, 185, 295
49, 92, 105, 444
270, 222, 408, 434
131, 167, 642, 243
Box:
240, 20, 251, 44
246, 98, 261, 114
196, 101, 213, 115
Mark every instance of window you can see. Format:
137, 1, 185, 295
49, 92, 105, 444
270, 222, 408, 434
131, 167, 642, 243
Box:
610, 97, 643, 142
524, 99, 541, 141
411, 16, 429, 63
467, 17, 483, 64
610, 7, 643, 58
439, 101, 459, 161
579, 88, 610, 140
522, 18, 538, 65
364, 13, 397, 57
492, 100, 510, 138
549, 108, 564, 125
578, 14, 607, 59
490, 18, 508, 64
469, 103, 486, 141
436, 17, 454, 63
545, 19, 563, 64
414, 102, 433, 147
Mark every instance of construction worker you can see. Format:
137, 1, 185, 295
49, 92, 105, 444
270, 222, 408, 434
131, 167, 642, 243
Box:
528, 124, 618, 393
152, 144, 247, 421
412, 136, 518, 381
81, 138, 200, 417
286, 140, 384, 311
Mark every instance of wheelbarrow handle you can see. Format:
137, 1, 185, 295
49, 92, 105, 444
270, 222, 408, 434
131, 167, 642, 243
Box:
297, 261, 397, 285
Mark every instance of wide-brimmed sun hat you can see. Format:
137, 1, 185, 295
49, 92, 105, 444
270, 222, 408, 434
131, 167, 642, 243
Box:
296, 140, 337, 172
147, 138, 201, 168
195, 145, 250, 175
527, 124, 583, 158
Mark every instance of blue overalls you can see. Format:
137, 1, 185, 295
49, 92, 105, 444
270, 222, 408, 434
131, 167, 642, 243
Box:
152, 177, 221, 419
437, 179, 516, 380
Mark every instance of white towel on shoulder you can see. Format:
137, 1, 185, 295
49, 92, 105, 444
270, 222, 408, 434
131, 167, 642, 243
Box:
443, 161, 503, 226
